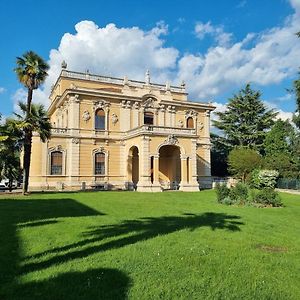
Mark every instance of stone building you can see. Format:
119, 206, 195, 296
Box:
29, 63, 215, 191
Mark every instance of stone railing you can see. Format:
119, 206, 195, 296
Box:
51, 128, 69, 134
61, 70, 185, 93
124, 125, 196, 137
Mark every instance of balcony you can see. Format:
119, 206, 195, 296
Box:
124, 125, 196, 138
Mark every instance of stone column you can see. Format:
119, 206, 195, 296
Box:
67, 94, 80, 189
137, 136, 160, 191
132, 102, 139, 128
153, 154, 160, 185
190, 139, 199, 184
120, 100, 131, 131
180, 154, 188, 187
158, 105, 165, 126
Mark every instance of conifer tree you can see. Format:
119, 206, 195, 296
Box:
213, 84, 277, 150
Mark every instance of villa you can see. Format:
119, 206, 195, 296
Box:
29, 62, 215, 191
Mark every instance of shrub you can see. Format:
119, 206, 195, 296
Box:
251, 169, 279, 189
253, 188, 282, 207
228, 148, 262, 182
215, 183, 230, 203
234, 183, 249, 202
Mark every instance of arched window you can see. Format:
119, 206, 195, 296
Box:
51, 151, 63, 175
95, 109, 105, 130
95, 152, 105, 175
187, 117, 194, 128
144, 112, 154, 125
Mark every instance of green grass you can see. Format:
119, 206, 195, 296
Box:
0, 190, 299, 300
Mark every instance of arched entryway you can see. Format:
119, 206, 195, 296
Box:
158, 145, 181, 190
127, 146, 139, 189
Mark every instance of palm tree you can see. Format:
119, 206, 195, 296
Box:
14, 51, 49, 194
15, 102, 52, 194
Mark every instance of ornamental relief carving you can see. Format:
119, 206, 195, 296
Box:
163, 134, 179, 146
121, 100, 131, 108
72, 138, 80, 144
82, 110, 91, 122
94, 100, 110, 111
198, 122, 204, 131
185, 109, 198, 118
111, 113, 118, 125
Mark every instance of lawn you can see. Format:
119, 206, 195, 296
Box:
0, 190, 299, 300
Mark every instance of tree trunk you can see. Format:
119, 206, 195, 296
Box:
8, 178, 13, 192
26, 88, 33, 117
22, 88, 33, 195
22, 129, 32, 194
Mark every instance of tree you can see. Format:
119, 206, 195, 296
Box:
213, 84, 277, 150
0, 118, 22, 191
14, 51, 49, 194
14, 102, 52, 193
292, 75, 300, 129
228, 147, 262, 182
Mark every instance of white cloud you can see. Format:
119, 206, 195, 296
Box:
289, 0, 300, 14
195, 22, 233, 46
0, 87, 6, 94
11, 88, 49, 114
179, 10, 300, 100
34, 21, 179, 108
27, 1, 299, 114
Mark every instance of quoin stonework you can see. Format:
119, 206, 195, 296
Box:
29, 62, 215, 192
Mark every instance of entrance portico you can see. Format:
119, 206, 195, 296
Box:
128, 134, 200, 192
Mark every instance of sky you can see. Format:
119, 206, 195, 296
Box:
0, 0, 300, 121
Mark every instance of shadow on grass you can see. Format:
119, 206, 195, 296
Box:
12, 268, 130, 300
21, 212, 243, 274
0, 198, 112, 300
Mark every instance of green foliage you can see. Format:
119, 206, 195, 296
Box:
251, 169, 279, 189
215, 183, 230, 203
213, 84, 277, 150
15, 102, 52, 142
233, 182, 249, 202
228, 147, 262, 182
253, 189, 282, 207
293, 76, 300, 129
0, 118, 23, 188
14, 51, 49, 90
211, 133, 229, 176
216, 182, 282, 207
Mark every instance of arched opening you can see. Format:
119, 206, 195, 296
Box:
95, 109, 105, 130
95, 152, 105, 175
159, 145, 181, 190
50, 151, 63, 175
187, 117, 194, 128
144, 112, 154, 125
128, 146, 139, 187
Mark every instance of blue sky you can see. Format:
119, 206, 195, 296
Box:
0, 0, 299, 119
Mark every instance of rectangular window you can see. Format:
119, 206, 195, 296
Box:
95, 153, 105, 175
51, 152, 63, 175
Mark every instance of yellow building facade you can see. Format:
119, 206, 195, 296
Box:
29, 63, 215, 192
